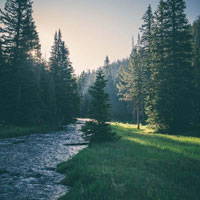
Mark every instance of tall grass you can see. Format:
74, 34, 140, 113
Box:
57, 122, 200, 200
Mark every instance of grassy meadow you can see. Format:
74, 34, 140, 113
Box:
57, 123, 200, 200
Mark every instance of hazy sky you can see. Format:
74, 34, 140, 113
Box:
0, 0, 200, 74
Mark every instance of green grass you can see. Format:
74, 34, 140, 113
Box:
57, 122, 200, 200
0, 125, 58, 139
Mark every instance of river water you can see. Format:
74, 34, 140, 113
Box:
0, 120, 86, 200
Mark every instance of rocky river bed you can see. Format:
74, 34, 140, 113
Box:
0, 120, 86, 200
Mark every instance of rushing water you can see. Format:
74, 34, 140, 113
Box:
0, 120, 86, 200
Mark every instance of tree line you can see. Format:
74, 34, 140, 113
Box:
118, 0, 200, 133
80, 0, 200, 133
0, 0, 199, 134
78, 58, 133, 122
0, 0, 79, 127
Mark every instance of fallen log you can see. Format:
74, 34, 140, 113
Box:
64, 142, 89, 146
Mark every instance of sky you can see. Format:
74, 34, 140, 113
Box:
0, 0, 200, 74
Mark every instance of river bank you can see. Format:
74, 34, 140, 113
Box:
0, 125, 59, 139
0, 120, 87, 200
57, 122, 200, 200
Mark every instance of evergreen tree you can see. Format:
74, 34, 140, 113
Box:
78, 59, 131, 122
103, 56, 117, 120
82, 70, 117, 143
146, 0, 168, 126
139, 4, 154, 123
192, 17, 200, 128
89, 70, 110, 122
130, 48, 145, 129
49, 30, 79, 125
104, 56, 110, 66
78, 71, 92, 117
140, 5, 154, 52
34, 62, 56, 125
150, 0, 193, 132
0, 0, 42, 125
0, 0, 40, 60
117, 41, 145, 129
140, 4, 154, 80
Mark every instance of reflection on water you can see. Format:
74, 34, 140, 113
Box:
0, 120, 86, 200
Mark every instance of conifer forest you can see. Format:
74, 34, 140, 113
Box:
0, 0, 200, 200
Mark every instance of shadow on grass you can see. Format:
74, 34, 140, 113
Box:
57, 123, 200, 200
113, 123, 200, 160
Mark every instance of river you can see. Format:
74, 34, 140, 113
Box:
0, 120, 86, 200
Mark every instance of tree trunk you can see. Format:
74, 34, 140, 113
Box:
137, 105, 140, 129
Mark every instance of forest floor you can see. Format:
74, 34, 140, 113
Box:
57, 122, 200, 200
0, 125, 60, 139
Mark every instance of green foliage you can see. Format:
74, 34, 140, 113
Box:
0, 1, 79, 128
0, 0, 42, 125
148, 0, 193, 132
82, 70, 118, 143
57, 122, 200, 200
139, 4, 154, 126
0, 0, 41, 60
192, 17, 200, 128
82, 121, 119, 143
117, 6, 154, 127
140, 4, 154, 85
49, 30, 79, 125
117, 41, 146, 128
89, 70, 110, 122
78, 59, 132, 122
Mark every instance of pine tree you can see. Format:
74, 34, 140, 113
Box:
117, 41, 145, 129
140, 5, 154, 49
150, 0, 193, 132
192, 17, 200, 128
140, 4, 154, 74
0, 0, 42, 125
49, 30, 79, 125
0, 0, 40, 61
78, 71, 91, 117
104, 56, 110, 66
82, 70, 117, 143
117, 64, 133, 102
103, 56, 117, 120
146, 0, 168, 126
131, 48, 145, 129
139, 4, 154, 123
89, 70, 110, 122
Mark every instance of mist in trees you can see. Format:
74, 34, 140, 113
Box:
117, 38, 146, 129
78, 59, 133, 122
79, 0, 200, 134
0, 0, 199, 135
